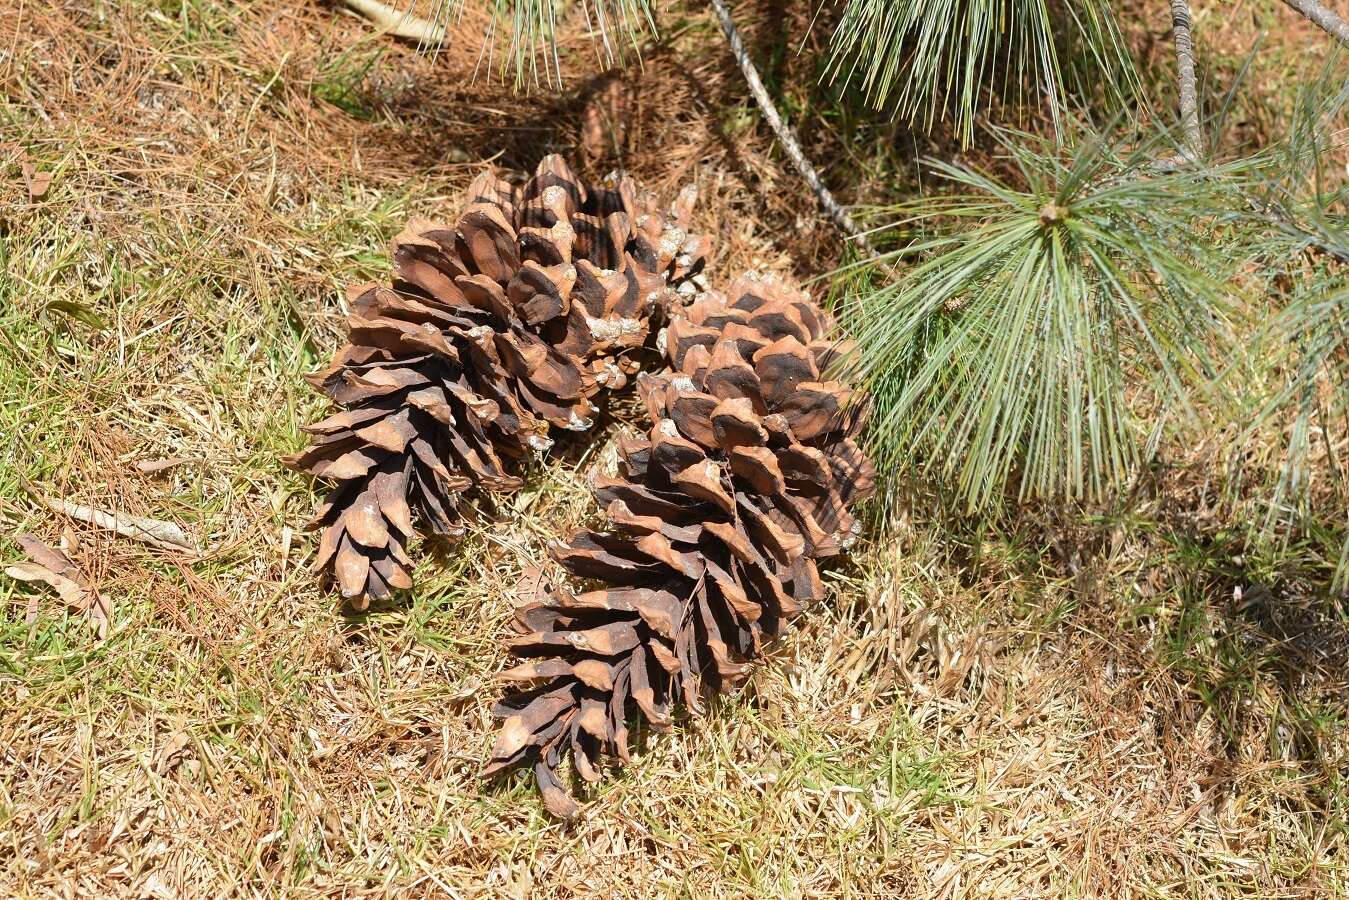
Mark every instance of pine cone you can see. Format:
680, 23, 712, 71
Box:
288, 157, 709, 609
485, 274, 875, 818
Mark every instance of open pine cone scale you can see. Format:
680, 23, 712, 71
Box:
289, 156, 709, 608
486, 275, 875, 819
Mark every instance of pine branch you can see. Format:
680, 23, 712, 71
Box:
1169, 0, 1205, 158
1281, 0, 1349, 47
707, 0, 881, 260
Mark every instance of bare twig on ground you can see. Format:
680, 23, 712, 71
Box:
1170, 0, 1205, 159
707, 0, 882, 262
23, 481, 198, 553
342, 0, 446, 45
1281, 0, 1349, 47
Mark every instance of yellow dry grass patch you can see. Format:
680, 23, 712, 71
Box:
1, 1, 1346, 897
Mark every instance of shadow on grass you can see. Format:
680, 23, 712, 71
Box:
1001, 489, 1349, 779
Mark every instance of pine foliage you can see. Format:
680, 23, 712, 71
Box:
825, 0, 1137, 143
1235, 74, 1349, 584
838, 127, 1248, 511
423, 0, 655, 85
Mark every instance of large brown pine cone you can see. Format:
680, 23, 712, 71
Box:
485, 274, 875, 818
288, 157, 709, 609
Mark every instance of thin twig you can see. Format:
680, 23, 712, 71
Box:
1281, 0, 1349, 47
707, 0, 882, 261
1169, 0, 1205, 159
343, 0, 447, 45
21, 479, 198, 553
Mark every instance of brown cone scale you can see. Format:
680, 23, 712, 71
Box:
485, 274, 875, 819
288, 157, 709, 609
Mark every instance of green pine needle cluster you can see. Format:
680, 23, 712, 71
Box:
1236, 76, 1349, 585
424, 0, 654, 85
837, 127, 1247, 512
825, 0, 1138, 144
836, 67, 1346, 582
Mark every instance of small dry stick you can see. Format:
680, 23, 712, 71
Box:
708, 0, 882, 261
1170, 0, 1205, 159
343, 0, 446, 45
1281, 0, 1349, 47
21, 480, 198, 553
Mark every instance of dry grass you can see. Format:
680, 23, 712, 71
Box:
1, 1, 1347, 896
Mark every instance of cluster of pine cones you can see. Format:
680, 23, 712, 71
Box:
289, 157, 874, 817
